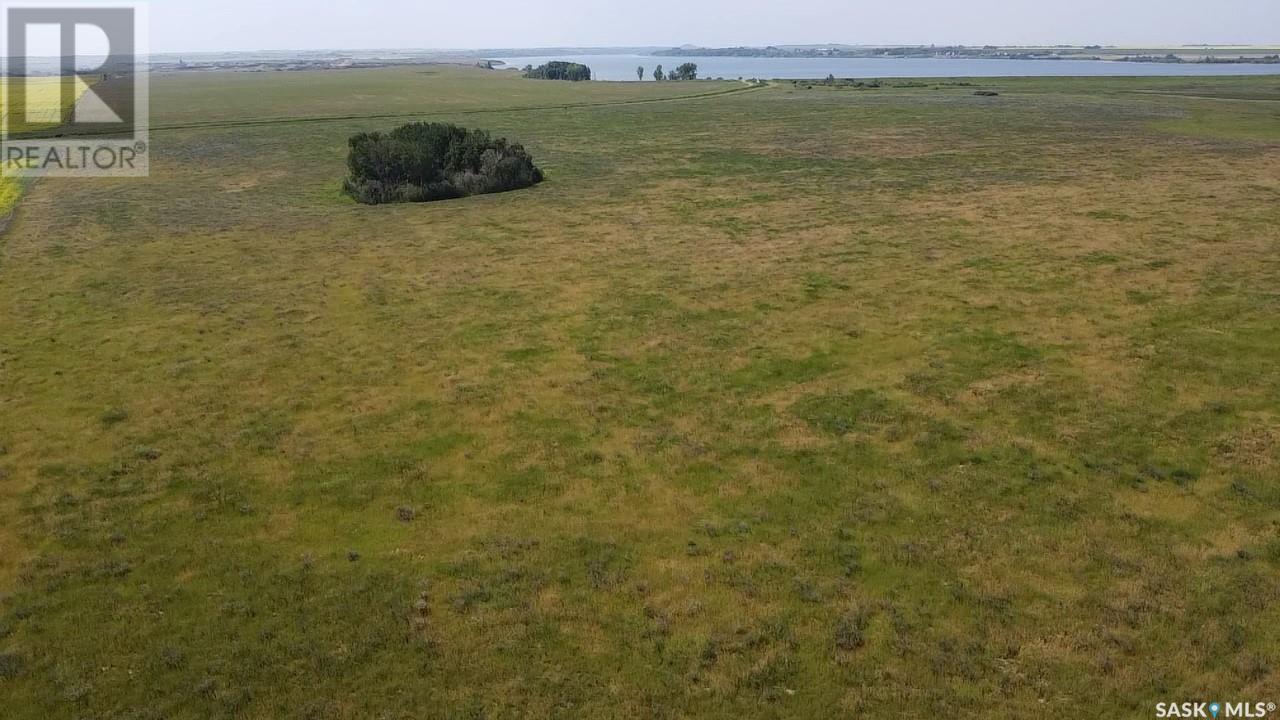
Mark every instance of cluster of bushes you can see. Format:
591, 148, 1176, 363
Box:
1115, 54, 1185, 64
1197, 54, 1280, 64
795, 78, 883, 90
523, 61, 591, 81
651, 63, 698, 81
343, 122, 544, 205
794, 78, 974, 91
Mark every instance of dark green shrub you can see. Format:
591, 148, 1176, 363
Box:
523, 61, 591, 81
343, 122, 543, 205
672, 63, 698, 80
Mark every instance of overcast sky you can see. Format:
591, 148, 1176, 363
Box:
143, 0, 1279, 53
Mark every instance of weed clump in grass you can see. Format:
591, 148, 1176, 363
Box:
344, 122, 543, 205
792, 390, 893, 435
834, 607, 871, 651
0, 651, 23, 679
158, 646, 187, 670
100, 407, 128, 427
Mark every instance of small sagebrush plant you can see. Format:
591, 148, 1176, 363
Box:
344, 122, 544, 205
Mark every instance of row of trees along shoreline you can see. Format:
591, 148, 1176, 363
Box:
516, 60, 700, 81
637, 63, 698, 81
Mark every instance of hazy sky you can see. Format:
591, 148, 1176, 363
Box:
144, 0, 1280, 53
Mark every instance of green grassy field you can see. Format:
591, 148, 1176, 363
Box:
1, 66, 1278, 718
0, 77, 93, 218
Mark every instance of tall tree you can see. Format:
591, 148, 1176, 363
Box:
653, 64, 663, 81
636, 65, 644, 81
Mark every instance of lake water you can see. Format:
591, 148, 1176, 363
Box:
492, 54, 1280, 81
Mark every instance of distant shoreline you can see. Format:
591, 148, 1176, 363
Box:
651, 45, 1280, 64
14, 45, 1279, 76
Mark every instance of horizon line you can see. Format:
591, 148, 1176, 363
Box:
140, 41, 1280, 55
